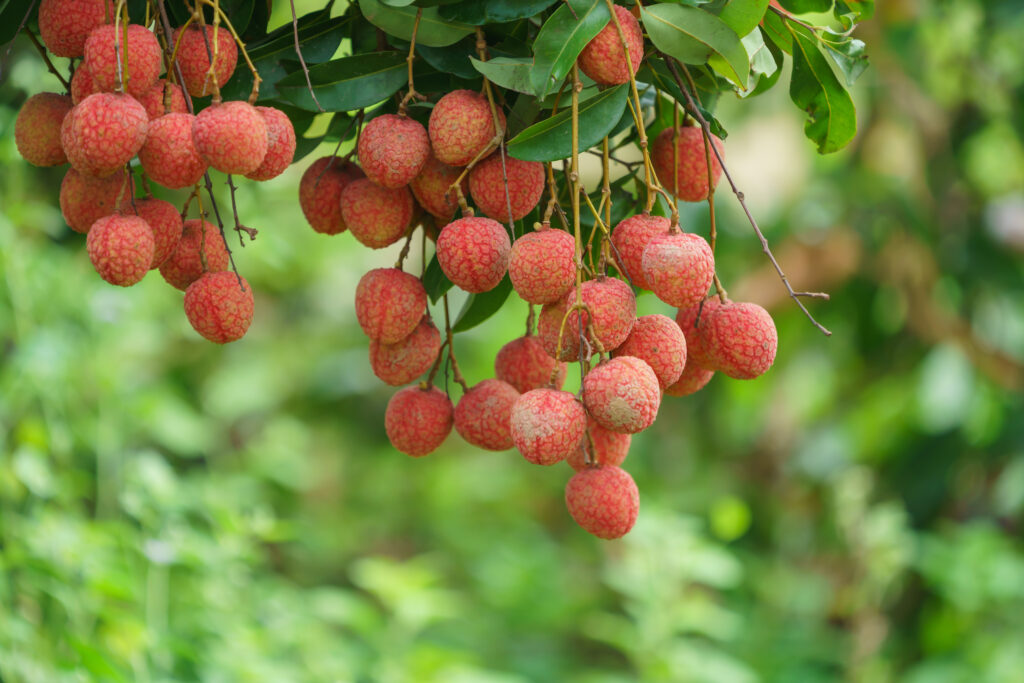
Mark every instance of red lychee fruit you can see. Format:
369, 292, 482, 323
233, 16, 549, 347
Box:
68, 92, 148, 176
70, 66, 101, 104
510, 388, 587, 466
494, 335, 568, 394
356, 113, 430, 188
158, 219, 230, 290
136, 79, 188, 120
86, 213, 154, 286
15, 93, 73, 166
652, 126, 724, 202
184, 271, 254, 343
59, 103, 78, 155
369, 316, 441, 386
565, 465, 639, 539
339, 179, 413, 249
428, 89, 506, 167
385, 385, 454, 457
171, 24, 238, 98
245, 106, 296, 181
139, 113, 208, 189
612, 313, 687, 390
38, 0, 113, 58
59, 166, 127, 233
578, 5, 644, 86
410, 149, 466, 222
468, 153, 544, 222
299, 157, 364, 235
454, 379, 520, 451
192, 101, 268, 175
675, 298, 722, 370
566, 419, 631, 471
83, 24, 162, 97
664, 361, 714, 397
611, 213, 668, 290
700, 301, 778, 379
508, 227, 575, 305
436, 216, 511, 293
537, 276, 636, 361
354, 268, 427, 343
642, 230, 715, 310
582, 356, 661, 434
124, 197, 183, 269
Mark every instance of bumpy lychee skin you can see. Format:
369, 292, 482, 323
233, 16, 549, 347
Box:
125, 197, 183, 269
70, 66, 100, 104
468, 154, 544, 222
59, 167, 126, 233
494, 335, 568, 394
611, 213, 668, 290
15, 93, 73, 166
38, 0, 113, 58
340, 180, 413, 249
578, 5, 644, 86
508, 228, 575, 305
701, 302, 778, 380
664, 361, 715, 397
652, 126, 724, 202
299, 157, 364, 234
612, 314, 687, 390
566, 419, 631, 471
675, 298, 721, 370
83, 24, 162, 97
436, 216, 511, 293
582, 356, 661, 434
369, 317, 441, 386
68, 92, 148, 176
385, 385, 454, 458
357, 114, 430, 189
86, 214, 155, 286
139, 113, 208, 189
642, 230, 715, 310
192, 101, 268, 175
171, 25, 238, 97
510, 388, 587, 466
454, 379, 521, 451
158, 219, 230, 291
428, 89, 506, 167
565, 465, 639, 539
410, 150, 466, 221
246, 106, 296, 181
354, 268, 427, 343
136, 80, 188, 120
538, 277, 636, 361
183, 272, 254, 343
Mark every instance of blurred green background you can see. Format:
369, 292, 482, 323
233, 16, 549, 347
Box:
2, 0, 1024, 681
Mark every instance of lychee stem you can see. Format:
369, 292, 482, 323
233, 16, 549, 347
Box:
442, 294, 469, 391
24, 27, 69, 90
289, 0, 323, 112
196, 0, 262, 103
397, 8, 425, 114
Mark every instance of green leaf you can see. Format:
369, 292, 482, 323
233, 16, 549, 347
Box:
778, 0, 832, 13
835, 0, 874, 24
469, 57, 535, 94
276, 52, 408, 112
745, 29, 784, 96
423, 256, 454, 303
0, 0, 34, 44
530, 0, 611, 98
716, 0, 770, 37
507, 85, 629, 162
417, 37, 479, 79
760, 9, 792, 53
438, 0, 559, 25
821, 31, 868, 86
248, 14, 350, 64
638, 61, 728, 140
787, 24, 856, 153
358, 0, 475, 47
453, 275, 513, 332
642, 4, 749, 87
740, 28, 777, 95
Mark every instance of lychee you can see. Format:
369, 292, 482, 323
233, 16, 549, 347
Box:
139, 113, 208, 189
83, 24, 163, 97
494, 335, 568, 394
356, 113, 430, 188
158, 219, 230, 290
565, 465, 639, 539
192, 101, 268, 175
59, 166, 127, 233
38, 0, 113, 58
70, 66, 100, 104
577, 5, 644, 86
468, 153, 544, 222
582, 356, 661, 434
340, 180, 413, 249
675, 298, 721, 370
60, 104, 78, 156
354, 268, 427, 343
642, 230, 715, 310
652, 126, 724, 202
171, 24, 239, 97
369, 317, 441, 386
700, 301, 778, 379
86, 213, 154, 286
664, 361, 714, 397
611, 213, 668, 290
299, 157, 364, 235
15, 93, 73, 166
428, 89, 506, 167
183, 271, 254, 343
510, 388, 586, 466
538, 276, 636, 361
136, 79, 188, 120
245, 106, 296, 181
436, 216, 511, 293
124, 197, 183, 269
68, 92, 148, 176
508, 227, 575, 305
454, 379, 520, 451
612, 314, 687, 390
385, 385, 454, 457
566, 419, 631, 471
410, 150, 466, 222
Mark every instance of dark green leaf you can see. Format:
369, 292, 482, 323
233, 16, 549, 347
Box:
716, 0, 770, 37
530, 0, 611, 98
788, 23, 856, 153
760, 9, 792, 53
469, 57, 534, 94
276, 52, 408, 112
778, 0, 832, 12
424, 255, 454, 303
453, 275, 513, 332
438, 0, 559, 25
358, 0, 474, 47
417, 38, 478, 79
380, 0, 416, 6
641, 4, 749, 87
835, 0, 874, 24
507, 85, 629, 162
638, 61, 728, 139
821, 31, 868, 86
0, 0, 35, 44
247, 14, 349, 64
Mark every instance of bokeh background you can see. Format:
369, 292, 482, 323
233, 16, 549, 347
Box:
2, 0, 1024, 680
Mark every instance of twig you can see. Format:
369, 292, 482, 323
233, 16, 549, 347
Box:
289, 0, 322, 112
398, 9, 426, 112
442, 294, 469, 391
226, 175, 258, 245
24, 27, 70, 90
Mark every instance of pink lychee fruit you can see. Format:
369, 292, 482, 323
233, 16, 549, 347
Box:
582, 356, 661, 434
123, 197, 183, 269
139, 113, 208, 189
357, 113, 430, 188
38, 0, 114, 58
136, 79, 188, 120
508, 227, 575, 305
642, 229, 715, 310
385, 385, 454, 457
436, 216, 511, 293
566, 419, 631, 471
184, 271, 254, 343
428, 89, 506, 166
339, 179, 413, 249
565, 465, 639, 539
700, 301, 778, 379
610, 213, 668, 290
15, 93, 73, 166
171, 24, 238, 98
70, 66, 101, 104
59, 166, 127, 233
468, 153, 544, 222
577, 5, 644, 86
369, 317, 442, 386
664, 361, 715, 397
354, 268, 427, 343
68, 92, 148, 176
410, 149, 467, 222
675, 297, 722, 370
299, 157, 364, 235
86, 213, 154, 286
494, 335, 568, 394
511, 388, 586, 465
245, 106, 296, 181
612, 313, 687, 390
652, 126, 724, 202
537, 276, 636, 361
192, 101, 268, 175
454, 379, 521, 451
83, 24, 163, 97
158, 218, 230, 290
